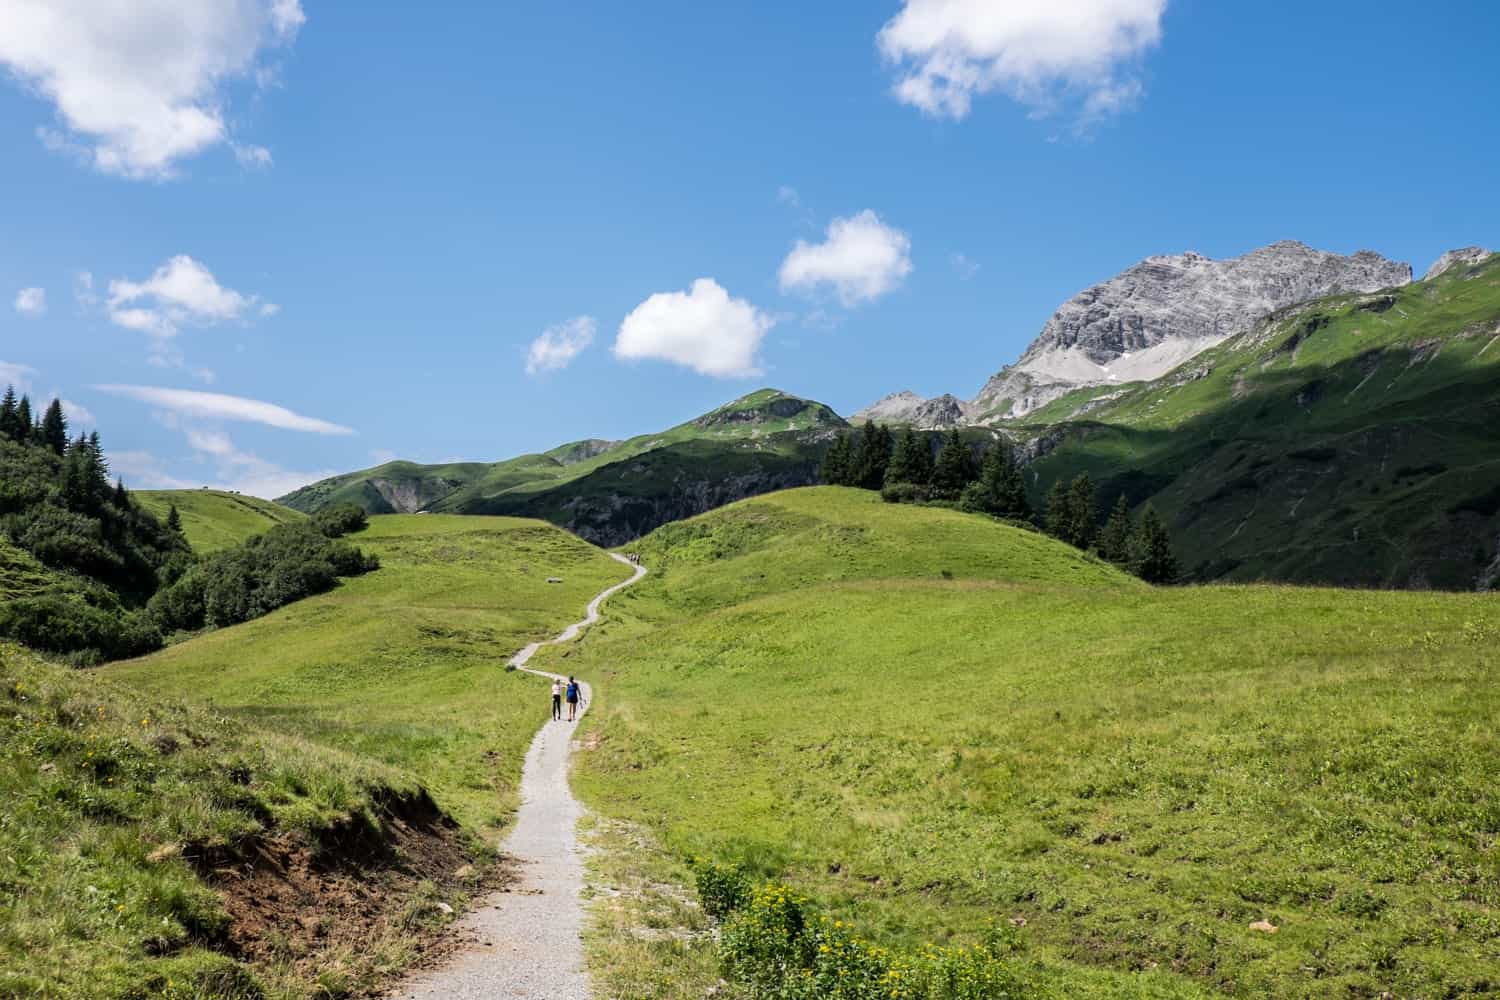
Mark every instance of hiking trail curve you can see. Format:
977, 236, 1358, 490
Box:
390, 552, 647, 1000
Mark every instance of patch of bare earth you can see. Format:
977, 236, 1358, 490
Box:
187, 791, 510, 991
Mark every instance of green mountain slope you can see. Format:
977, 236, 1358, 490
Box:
529, 487, 1500, 999
134, 489, 305, 553
279, 389, 845, 545
1012, 251, 1500, 588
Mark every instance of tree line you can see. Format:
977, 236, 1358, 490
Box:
821, 422, 1177, 583
0, 385, 379, 661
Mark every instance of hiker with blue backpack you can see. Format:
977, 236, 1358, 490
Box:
565, 676, 582, 721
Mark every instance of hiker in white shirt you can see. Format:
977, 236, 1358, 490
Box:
551, 678, 563, 721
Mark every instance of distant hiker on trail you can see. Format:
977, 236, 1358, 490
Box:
551, 678, 563, 721
566, 676, 581, 721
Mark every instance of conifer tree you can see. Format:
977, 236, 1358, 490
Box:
885, 426, 932, 486
931, 429, 977, 498
1066, 473, 1096, 549
40, 398, 68, 455
1132, 504, 1178, 584
0, 386, 18, 442
821, 434, 852, 486
854, 422, 893, 490
1098, 494, 1135, 565
112, 478, 131, 509
961, 438, 1031, 520
1043, 479, 1073, 541
13, 395, 32, 443
166, 502, 184, 533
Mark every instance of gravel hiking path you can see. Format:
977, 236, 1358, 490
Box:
390, 553, 647, 1000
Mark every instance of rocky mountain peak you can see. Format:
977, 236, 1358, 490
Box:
1424, 247, 1493, 281
967, 241, 1412, 420
853, 391, 969, 429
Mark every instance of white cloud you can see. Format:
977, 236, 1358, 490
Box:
614, 279, 774, 378
527, 316, 596, 376
93, 384, 354, 435
59, 398, 96, 428
777, 185, 801, 208
0, 361, 38, 391
104, 255, 264, 364
234, 143, 273, 169
877, 0, 1167, 122
0, 0, 305, 179
951, 252, 980, 279
14, 287, 46, 316
110, 438, 330, 499
74, 270, 98, 307
779, 210, 913, 307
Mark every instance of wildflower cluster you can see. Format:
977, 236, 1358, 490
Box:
706, 870, 1021, 999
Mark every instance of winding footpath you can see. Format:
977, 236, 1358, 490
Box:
391, 553, 647, 1000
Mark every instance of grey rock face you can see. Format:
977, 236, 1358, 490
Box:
853, 391, 970, 428
971, 241, 1412, 419
1424, 247, 1493, 281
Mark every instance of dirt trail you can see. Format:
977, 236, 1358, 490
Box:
390, 554, 647, 1000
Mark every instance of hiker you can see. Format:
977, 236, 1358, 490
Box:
551, 677, 563, 721
566, 676, 581, 721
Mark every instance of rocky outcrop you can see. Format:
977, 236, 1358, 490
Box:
369, 476, 461, 514
1424, 247, 1493, 281
853, 391, 970, 428
968, 241, 1412, 420
549, 439, 619, 465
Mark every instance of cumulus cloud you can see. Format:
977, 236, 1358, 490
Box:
0, 0, 305, 179
877, 0, 1167, 122
93, 384, 354, 435
14, 287, 46, 316
111, 437, 330, 499
526, 316, 596, 376
779, 211, 913, 307
104, 255, 265, 365
614, 279, 774, 378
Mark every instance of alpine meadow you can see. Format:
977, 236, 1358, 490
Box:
3, 2, 1500, 999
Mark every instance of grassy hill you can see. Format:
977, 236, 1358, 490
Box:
1, 641, 490, 999
1011, 251, 1500, 589
134, 490, 305, 553
527, 487, 1500, 998
278, 389, 845, 545
111, 514, 630, 834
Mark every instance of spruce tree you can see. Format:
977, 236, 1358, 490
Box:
112, 478, 131, 509
1132, 504, 1178, 584
13, 395, 32, 443
821, 434, 852, 485
931, 429, 977, 499
885, 426, 931, 486
1043, 479, 1073, 541
855, 422, 893, 490
166, 502, 184, 533
0, 386, 18, 442
998, 442, 1031, 521
1098, 494, 1135, 564
1066, 473, 1096, 549
961, 439, 1032, 520
40, 398, 68, 455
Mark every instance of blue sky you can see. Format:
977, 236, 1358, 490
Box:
1, 1, 1497, 497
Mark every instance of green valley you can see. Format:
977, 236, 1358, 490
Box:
527, 488, 1500, 999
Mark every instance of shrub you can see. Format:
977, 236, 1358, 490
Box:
880, 482, 932, 505
0, 594, 161, 661
709, 878, 1021, 1000
694, 859, 752, 920
314, 503, 369, 538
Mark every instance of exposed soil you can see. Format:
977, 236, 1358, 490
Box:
187, 790, 509, 982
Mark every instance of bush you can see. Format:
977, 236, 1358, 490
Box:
313, 503, 369, 538
694, 860, 751, 920
0, 594, 161, 661
880, 482, 933, 505
709, 878, 1022, 1000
